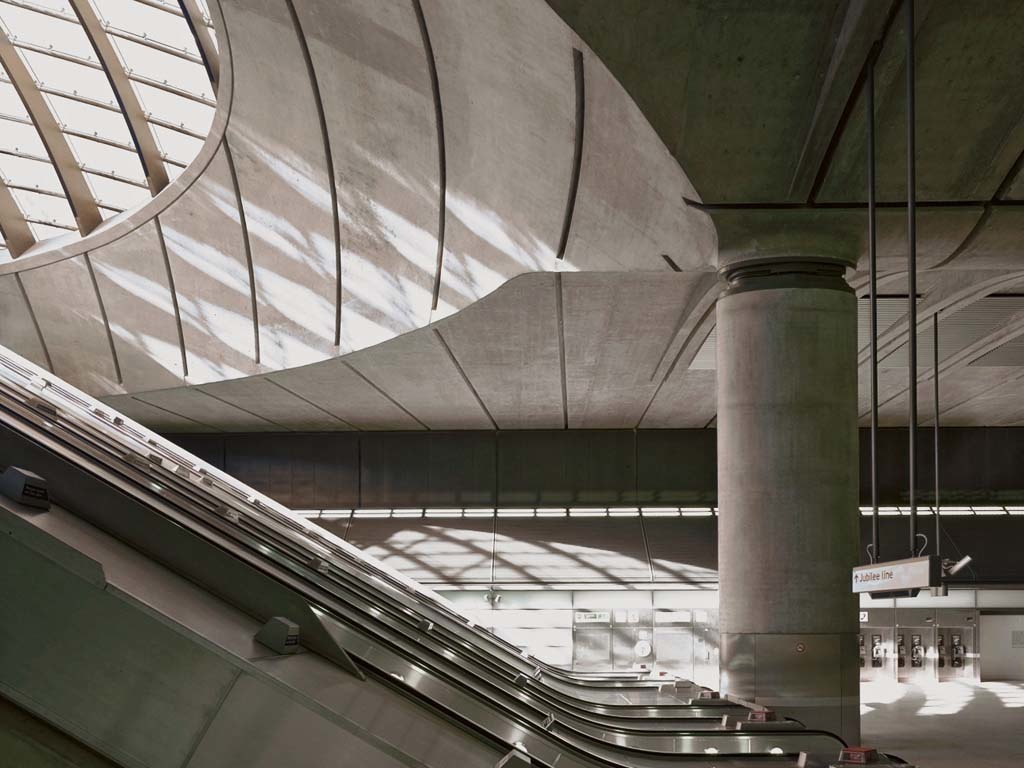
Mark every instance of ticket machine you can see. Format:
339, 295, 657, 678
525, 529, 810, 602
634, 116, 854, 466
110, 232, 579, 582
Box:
951, 633, 966, 668
897, 627, 933, 682
859, 628, 893, 682
937, 626, 975, 681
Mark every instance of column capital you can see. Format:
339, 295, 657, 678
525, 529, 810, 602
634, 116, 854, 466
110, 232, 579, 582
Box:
720, 256, 853, 296
709, 208, 862, 276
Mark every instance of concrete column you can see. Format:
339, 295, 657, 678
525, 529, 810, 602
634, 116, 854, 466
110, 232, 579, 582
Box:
716, 257, 860, 744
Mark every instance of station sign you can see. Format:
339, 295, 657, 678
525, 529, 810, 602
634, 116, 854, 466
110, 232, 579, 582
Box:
851, 555, 940, 595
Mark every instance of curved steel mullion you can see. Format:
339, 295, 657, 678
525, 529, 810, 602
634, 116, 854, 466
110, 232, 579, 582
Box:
0, 76, 207, 140
0, 0, 203, 64
69, 0, 170, 195
128, 69, 215, 107
136, 0, 185, 18
179, 0, 219, 92
0, 112, 185, 164
0, 176, 35, 256
25, 217, 75, 231
0, 26, 102, 234
0, 146, 148, 189
9, 39, 103, 71
12, 39, 216, 107
6, 182, 123, 214
106, 25, 204, 65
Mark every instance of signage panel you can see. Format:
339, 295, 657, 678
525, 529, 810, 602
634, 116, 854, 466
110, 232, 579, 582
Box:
852, 556, 940, 594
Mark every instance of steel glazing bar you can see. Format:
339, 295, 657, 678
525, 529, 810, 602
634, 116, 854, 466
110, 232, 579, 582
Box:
0, 177, 34, 255
69, 0, 170, 195
10, 40, 216, 106
3, 183, 123, 212
106, 25, 204, 64
25, 217, 75, 230
0, 77, 208, 139
0, 0, 203, 63
0, 26, 102, 233
0, 111, 143, 157
0, 146, 148, 188
136, 0, 185, 18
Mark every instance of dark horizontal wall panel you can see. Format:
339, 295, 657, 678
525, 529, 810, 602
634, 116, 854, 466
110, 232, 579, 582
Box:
223, 433, 359, 509
360, 432, 496, 508
858, 517, 1024, 583
169, 435, 225, 471
161, 426, 1024, 510
864, 427, 1024, 505
637, 430, 716, 504
497, 430, 635, 506
644, 517, 718, 582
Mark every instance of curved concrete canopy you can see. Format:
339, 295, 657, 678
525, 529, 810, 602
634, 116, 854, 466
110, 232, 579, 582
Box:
2, 0, 1024, 429
0, 0, 717, 410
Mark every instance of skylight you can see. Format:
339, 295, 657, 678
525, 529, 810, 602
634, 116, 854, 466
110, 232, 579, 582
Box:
0, 0, 218, 259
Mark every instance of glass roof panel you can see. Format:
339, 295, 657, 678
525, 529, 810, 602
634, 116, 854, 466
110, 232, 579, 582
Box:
43, 93, 132, 144
11, 187, 75, 228
113, 37, 212, 98
132, 81, 213, 132
83, 172, 147, 209
0, 4, 92, 59
24, 0, 73, 12
66, 134, 146, 184
151, 123, 202, 163
0, 119, 48, 156
0, 153, 64, 193
0, 0, 217, 254
92, 0, 196, 52
28, 220, 73, 240
17, 50, 114, 105
0, 80, 31, 118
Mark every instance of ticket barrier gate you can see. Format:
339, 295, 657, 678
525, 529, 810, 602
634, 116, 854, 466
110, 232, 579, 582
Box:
573, 610, 613, 672
572, 609, 657, 672
652, 610, 694, 679
612, 608, 655, 671
692, 610, 720, 689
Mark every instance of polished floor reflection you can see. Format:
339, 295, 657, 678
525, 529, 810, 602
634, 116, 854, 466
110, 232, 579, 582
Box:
862, 680, 1024, 767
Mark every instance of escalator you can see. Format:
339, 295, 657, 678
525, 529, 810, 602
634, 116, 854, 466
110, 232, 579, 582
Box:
0, 347, 857, 768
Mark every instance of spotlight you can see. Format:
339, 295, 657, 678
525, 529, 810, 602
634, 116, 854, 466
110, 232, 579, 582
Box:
944, 555, 972, 576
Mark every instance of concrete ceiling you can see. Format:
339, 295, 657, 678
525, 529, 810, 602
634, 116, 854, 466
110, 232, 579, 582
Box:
2, 0, 1024, 431
104, 271, 721, 431
0, 0, 716, 417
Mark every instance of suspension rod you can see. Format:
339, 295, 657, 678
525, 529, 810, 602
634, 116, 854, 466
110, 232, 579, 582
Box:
906, 0, 919, 555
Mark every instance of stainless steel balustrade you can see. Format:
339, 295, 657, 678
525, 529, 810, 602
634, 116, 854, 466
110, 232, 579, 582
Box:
0, 346, 851, 768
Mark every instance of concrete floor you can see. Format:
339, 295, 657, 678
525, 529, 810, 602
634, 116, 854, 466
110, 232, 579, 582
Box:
862, 680, 1024, 767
